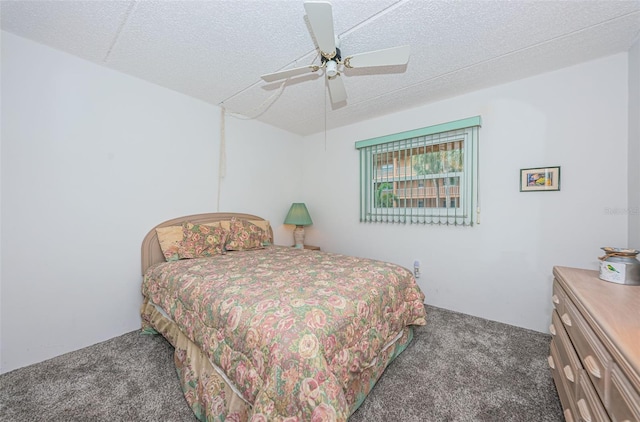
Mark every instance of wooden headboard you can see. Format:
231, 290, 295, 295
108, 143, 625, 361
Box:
141, 212, 273, 275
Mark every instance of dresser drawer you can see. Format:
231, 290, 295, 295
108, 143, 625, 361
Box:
576, 370, 610, 422
608, 363, 640, 422
552, 310, 583, 396
552, 279, 567, 315
564, 298, 612, 399
550, 339, 578, 422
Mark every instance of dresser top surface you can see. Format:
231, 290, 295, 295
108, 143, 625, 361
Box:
553, 266, 640, 387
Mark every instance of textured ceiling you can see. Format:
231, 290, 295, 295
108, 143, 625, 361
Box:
2, 0, 639, 136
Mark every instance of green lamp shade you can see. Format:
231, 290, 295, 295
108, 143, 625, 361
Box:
284, 203, 313, 226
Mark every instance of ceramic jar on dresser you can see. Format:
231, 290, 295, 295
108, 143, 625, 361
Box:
549, 266, 640, 422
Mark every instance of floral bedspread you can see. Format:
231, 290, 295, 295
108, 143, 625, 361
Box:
142, 246, 426, 421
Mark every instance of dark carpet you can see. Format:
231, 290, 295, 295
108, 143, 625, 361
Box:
0, 305, 562, 421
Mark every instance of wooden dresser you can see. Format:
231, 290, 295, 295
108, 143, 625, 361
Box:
549, 266, 640, 422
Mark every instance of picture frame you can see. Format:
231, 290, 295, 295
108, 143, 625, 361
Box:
520, 166, 561, 192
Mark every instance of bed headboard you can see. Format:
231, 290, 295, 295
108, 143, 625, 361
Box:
141, 212, 273, 275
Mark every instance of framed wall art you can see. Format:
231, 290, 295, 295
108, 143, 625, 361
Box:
520, 166, 561, 192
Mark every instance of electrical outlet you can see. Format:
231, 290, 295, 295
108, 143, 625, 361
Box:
413, 260, 420, 278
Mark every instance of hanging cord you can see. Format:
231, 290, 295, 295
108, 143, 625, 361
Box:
222, 51, 321, 121
217, 107, 226, 212
223, 80, 287, 120
215, 53, 324, 208
324, 77, 328, 151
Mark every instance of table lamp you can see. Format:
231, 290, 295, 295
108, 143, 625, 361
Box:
284, 203, 313, 248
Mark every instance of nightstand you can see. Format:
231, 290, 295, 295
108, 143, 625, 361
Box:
291, 245, 320, 251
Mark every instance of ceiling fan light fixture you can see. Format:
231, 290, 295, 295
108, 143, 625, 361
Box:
326, 60, 338, 77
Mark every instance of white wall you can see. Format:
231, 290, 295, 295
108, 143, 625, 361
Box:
0, 32, 302, 373
629, 38, 640, 249
301, 54, 629, 333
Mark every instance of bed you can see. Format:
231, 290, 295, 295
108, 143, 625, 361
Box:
140, 213, 426, 421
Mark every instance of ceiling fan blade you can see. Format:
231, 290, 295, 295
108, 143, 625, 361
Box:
327, 74, 347, 104
304, 1, 337, 59
261, 65, 320, 83
343, 45, 410, 69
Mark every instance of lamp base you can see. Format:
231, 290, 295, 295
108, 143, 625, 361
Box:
293, 225, 305, 248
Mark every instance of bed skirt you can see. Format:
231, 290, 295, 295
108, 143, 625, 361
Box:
141, 298, 415, 421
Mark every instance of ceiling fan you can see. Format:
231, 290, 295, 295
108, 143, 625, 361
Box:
260, 0, 410, 104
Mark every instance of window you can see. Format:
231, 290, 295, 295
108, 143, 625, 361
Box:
356, 116, 481, 225
381, 164, 394, 176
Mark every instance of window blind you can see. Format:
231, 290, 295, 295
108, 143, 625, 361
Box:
356, 117, 481, 225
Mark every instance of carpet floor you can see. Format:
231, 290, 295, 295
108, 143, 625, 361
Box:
0, 305, 562, 421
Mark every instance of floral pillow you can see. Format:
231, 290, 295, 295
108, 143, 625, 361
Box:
219, 219, 271, 245
156, 226, 183, 261
225, 217, 266, 251
178, 222, 227, 259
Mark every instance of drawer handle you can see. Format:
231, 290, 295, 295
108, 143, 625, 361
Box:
548, 355, 555, 370
563, 365, 575, 383
549, 324, 556, 336
552, 294, 560, 305
561, 313, 572, 327
584, 355, 602, 379
563, 408, 574, 422
577, 398, 592, 422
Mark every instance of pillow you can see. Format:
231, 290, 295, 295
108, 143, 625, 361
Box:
225, 218, 267, 251
178, 222, 227, 259
156, 222, 221, 261
220, 219, 272, 245
250, 220, 272, 245
156, 226, 183, 261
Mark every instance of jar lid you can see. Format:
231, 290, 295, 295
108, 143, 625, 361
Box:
601, 247, 639, 257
